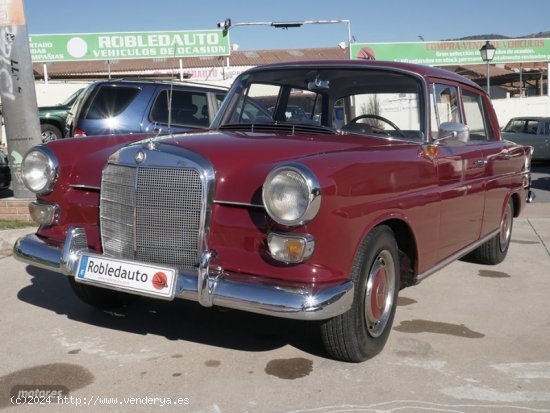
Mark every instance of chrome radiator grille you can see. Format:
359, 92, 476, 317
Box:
100, 164, 203, 272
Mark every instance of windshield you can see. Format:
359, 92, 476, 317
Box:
61, 88, 83, 106
213, 67, 424, 140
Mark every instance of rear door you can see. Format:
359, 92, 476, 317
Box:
430, 82, 485, 261
460, 88, 524, 237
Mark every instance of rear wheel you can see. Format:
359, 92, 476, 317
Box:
465, 198, 514, 265
68, 277, 138, 309
321, 225, 400, 362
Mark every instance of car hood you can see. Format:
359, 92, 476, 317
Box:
68, 130, 409, 202
155, 130, 409, 203
39, 106, 69, 116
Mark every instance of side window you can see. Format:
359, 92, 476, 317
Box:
503, 119, 527, 133
83, 86, 140, 120
430, 84, 461, 138
150, 90, 209, 127
462, 89, 492, 141
525, 119, 539, 135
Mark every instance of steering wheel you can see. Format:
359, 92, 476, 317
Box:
345, 114, 406, 138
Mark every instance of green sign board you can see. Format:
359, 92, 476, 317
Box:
29, 29, 230, 62
351, 38, 550, 66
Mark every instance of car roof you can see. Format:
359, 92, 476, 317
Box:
242, 59, 483, 90
88, 78, 228, 92
508, 116, 550, 121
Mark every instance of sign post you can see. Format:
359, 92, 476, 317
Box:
0, 0, 41, 198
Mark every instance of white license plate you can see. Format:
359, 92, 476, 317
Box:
76, 254, 176, 299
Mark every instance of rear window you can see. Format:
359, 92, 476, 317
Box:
83, 85, 140, 120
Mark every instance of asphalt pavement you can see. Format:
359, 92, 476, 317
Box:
0, 166, 548, 413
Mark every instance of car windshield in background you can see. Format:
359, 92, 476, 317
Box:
214, 67, 423, 140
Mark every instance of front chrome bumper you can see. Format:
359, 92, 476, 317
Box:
13, 228, 354, 321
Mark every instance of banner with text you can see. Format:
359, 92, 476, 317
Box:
351, 38, 550, 66
29, 29, 230, 62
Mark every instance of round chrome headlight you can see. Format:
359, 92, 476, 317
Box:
262, 164, 321, 226
22, 146, 58, 195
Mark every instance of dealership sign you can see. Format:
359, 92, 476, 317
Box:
29, 29, 230, 62
351, 38, 550, 66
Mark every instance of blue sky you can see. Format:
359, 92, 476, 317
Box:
25, 0, 549, 50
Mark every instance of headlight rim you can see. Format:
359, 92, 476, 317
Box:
22, 145, 59, 195
262, 163, 321, 226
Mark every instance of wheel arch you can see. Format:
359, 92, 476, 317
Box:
510, 191, 521, 218
40, 119, 65, 137
356, 217, 418, 289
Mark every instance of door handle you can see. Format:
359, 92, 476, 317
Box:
502, 153, 511, 160
474, 159, 487, 167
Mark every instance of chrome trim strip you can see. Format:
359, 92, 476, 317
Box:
213, 200, 265, 209
70, 184, 100, 191
14, 231, 354, 321
416, 228, 500, 282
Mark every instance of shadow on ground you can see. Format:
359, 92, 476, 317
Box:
17, 265, 327, 358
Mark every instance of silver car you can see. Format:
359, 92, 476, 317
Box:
502, 117, 550, 161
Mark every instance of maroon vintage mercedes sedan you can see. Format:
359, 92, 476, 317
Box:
15, 60, 534, 362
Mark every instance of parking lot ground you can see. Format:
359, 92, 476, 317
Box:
0, 209, 549, 412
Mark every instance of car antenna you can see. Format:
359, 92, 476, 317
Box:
167, 81, 173, 136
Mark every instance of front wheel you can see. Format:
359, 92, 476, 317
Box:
320, 225, 400, 362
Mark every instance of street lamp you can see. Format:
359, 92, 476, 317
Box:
479, 40, 497, 97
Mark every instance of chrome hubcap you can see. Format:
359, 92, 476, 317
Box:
364, 250, 395, 338
41, 131, 57, 142
499, 202, 513, 252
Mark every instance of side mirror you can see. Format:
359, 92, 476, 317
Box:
436, 122, 470, 143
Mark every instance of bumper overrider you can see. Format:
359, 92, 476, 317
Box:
13, 227, 354, 321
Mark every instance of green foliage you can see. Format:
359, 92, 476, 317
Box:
0, 220, 36, 230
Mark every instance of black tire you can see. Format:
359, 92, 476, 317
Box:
320, 225, 400, 362
68, 277, 138, 309
40, 124, 63, 142
465, 198, 514, 265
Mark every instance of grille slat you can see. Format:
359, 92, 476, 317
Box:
100, 163, 204, 272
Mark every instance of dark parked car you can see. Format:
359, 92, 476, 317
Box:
15, 60, 534, 362
39, 88, 83, 142
65, 79, 227, 137
0, 148, 10, 192
502, 116, 550, 161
